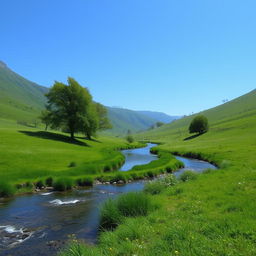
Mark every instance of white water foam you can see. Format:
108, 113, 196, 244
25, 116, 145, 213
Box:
0, 225, 33, 248
0, 225, 23, 234
40, 192, 53, 196
49, 199, 80, 205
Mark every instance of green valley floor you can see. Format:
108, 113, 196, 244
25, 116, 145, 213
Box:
60, 92, 256, 256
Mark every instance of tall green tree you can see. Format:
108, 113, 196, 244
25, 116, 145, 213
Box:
189, 115, 209, 134
95, 103, 112, 130
45, 77, 93, 139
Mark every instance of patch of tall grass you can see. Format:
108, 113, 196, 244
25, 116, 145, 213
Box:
144, 174, 177, 195
100, 192, 152, 230
100, 199, 123, 230
0, 181, 15, 197
179, 170, 198, 182
53, 177, 73, 191
76, 177, 94, 187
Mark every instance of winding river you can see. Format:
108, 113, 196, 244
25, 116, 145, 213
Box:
0, 143, 216, 256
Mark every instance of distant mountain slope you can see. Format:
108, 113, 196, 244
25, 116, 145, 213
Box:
0, 61, 178, 134
137, 89, 256, 140
106, 107, 159, 134
0, 61, 47, 122
137, 110, 180, 123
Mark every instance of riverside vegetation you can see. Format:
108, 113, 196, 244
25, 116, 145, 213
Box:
0, 77, 183, 197
60, 89, 256, 256
0, 117, 183, 197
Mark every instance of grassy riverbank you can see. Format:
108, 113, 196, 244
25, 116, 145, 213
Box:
0, 118, 183, 197
0, 118, 139, 195
61, 90, 256, 255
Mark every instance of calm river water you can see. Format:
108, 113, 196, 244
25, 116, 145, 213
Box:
0, 143, 216, 256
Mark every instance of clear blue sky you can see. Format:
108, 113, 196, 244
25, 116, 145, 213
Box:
1, 0, 256, 115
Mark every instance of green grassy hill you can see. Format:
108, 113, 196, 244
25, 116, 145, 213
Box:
0, 61, 47, 122
62, 89, 256, 256
0, 61, 175, 134
137, 89, 256, 141
106, 107, 159, 134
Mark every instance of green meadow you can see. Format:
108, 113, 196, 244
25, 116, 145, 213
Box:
0, 119, 182, 196
0, 118, 131, 188
61, 90, 256, 255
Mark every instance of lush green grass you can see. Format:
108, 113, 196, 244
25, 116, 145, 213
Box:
144, 174, 177, 195
100, 192, 152, 231
0, 118, 183, 195
0, 119, 147, 192
0, 181, 15, 197
61, 89, 256, 255
130, 147, 184, 174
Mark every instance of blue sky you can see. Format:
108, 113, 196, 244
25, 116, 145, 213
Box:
1, 0, 256, 115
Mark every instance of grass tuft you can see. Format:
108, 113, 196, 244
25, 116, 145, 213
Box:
53, 177, 73, 191
179, 170, 198, 182
0, 181, 15, 197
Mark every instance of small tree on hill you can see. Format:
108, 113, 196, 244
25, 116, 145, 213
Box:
156, 121, 164, 128
189, 115, 209, 134
126, 135, 134, 143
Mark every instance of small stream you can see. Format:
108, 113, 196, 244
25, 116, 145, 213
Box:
0, 143, 216, 256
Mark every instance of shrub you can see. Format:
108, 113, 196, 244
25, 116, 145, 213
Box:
68, 161, 76, 167
130, 173, 138, 180
126, 135, 134, 143
53, 177, 73, 191
35, 180, 44, 189
116, 192, 151, 217
76, 177, 94, 187
146, 171, 155, 178
165, 166, 173, 173
189, 115, 209, 134
161, 174, 177, 186
15, 184, 22, 189
25, 181, 33, 188
0, 181, 15, 197
144, 181, 165, 195
111, 173, 127, 183
179, 170, 198, 182
100, 199, 122, 230
103, 165, 112, 172
45, 177, 53, 187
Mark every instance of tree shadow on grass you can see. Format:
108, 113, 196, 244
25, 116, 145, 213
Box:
76, 136, 102, 143
183, 133, 203, 141
19, 131, 89, 147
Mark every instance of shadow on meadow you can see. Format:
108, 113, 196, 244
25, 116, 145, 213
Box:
183, 133, 203, 141
19, 131, 89, 147
76, 136, 102, 143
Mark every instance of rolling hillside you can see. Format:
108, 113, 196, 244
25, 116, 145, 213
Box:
60, 88, 256, 255
106, 107, 161, 134
137, 110, 180, 123
0, 61, 176, 134
137, 89, 256, 141
0, 61, 47, 122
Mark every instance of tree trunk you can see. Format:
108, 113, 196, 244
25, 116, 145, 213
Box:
86, 132, 91, 140
70, 130, 74, 139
